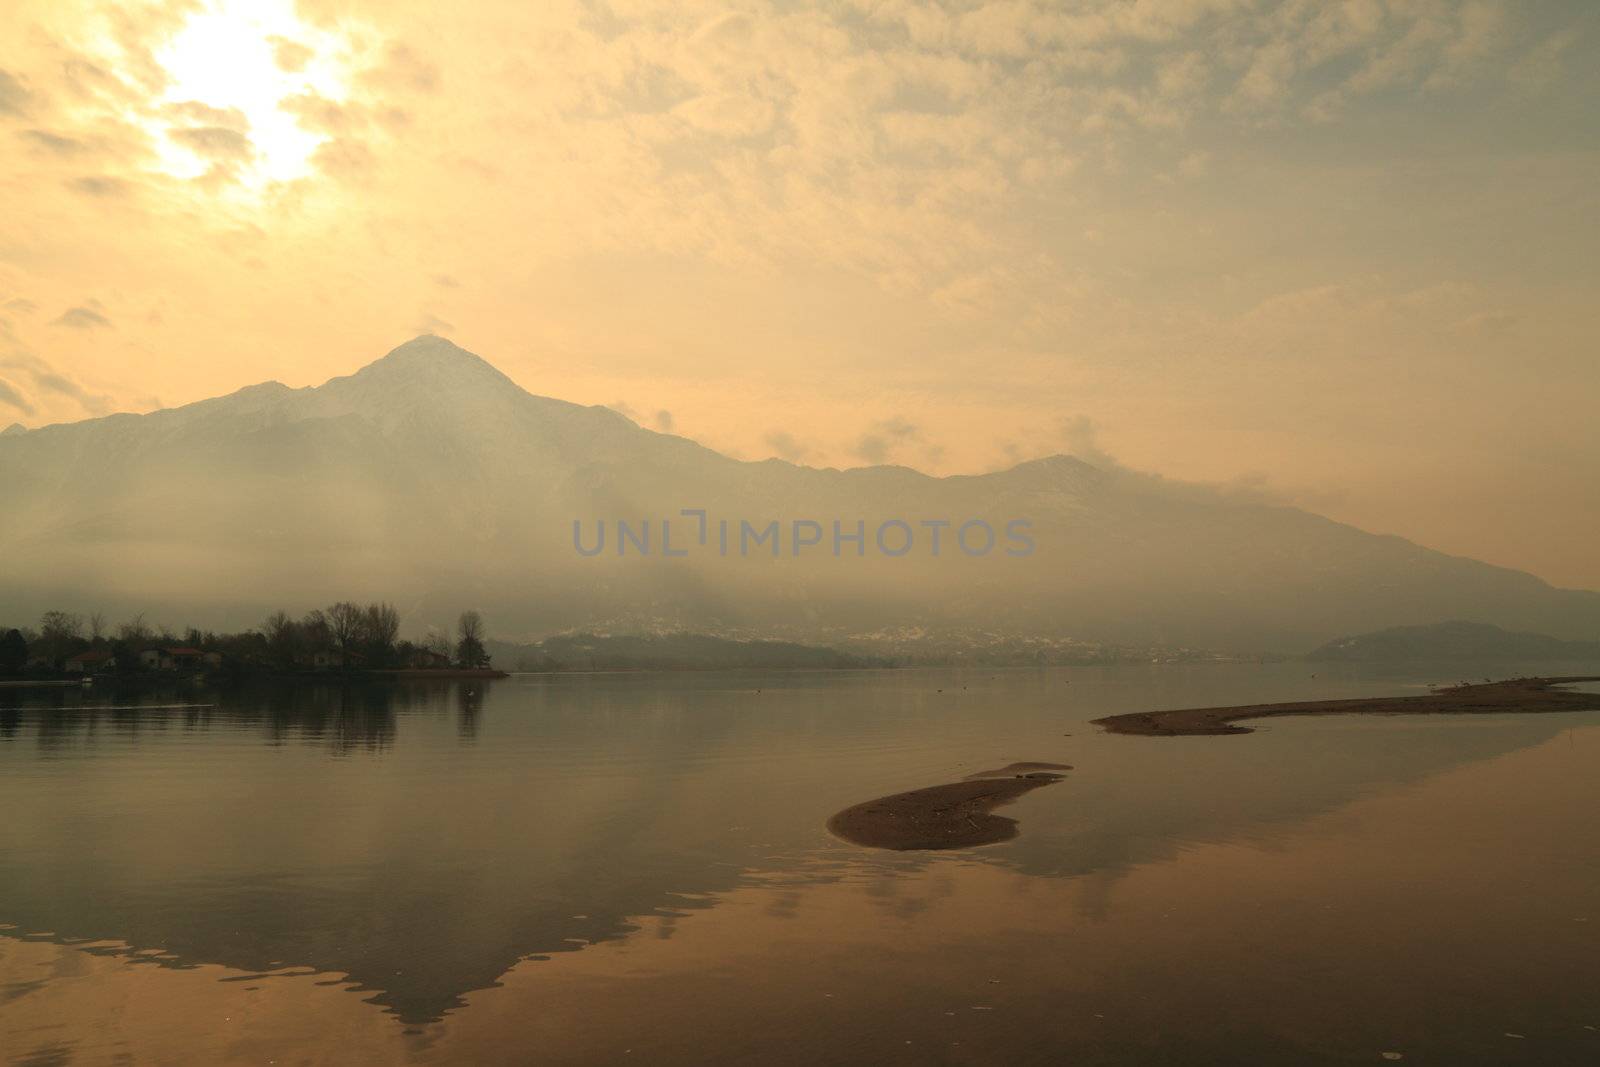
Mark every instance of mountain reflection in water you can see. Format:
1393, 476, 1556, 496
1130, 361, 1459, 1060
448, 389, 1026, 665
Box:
2, 663, 1597, 1064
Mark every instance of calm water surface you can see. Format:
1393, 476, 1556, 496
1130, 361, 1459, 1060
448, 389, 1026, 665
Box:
2, 663, 1598, 1064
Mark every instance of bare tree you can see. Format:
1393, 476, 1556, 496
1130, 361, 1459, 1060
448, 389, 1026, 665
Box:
455, 610, 487, 668
301, 609, 331, 653
37, 611, 84, 667
40, 611, 82, 641
262, 610, 298, 669
363, 602, 400, 664
89, 611, 106, 641
117, 613, 152, 644
326, 601, 364, 666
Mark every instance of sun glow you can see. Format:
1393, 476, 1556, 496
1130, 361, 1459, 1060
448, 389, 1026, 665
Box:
152, 0, 352, 187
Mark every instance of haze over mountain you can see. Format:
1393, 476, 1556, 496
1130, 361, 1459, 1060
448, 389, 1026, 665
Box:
1307, 621, 1600, 664
3, 336, 1598, 654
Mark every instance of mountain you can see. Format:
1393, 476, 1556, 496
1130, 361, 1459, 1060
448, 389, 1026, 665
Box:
4, 335, 1599, 653
1306, 621, 1600, 663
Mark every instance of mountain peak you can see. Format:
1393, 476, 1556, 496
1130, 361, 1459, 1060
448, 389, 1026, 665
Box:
331, 335, 522, 396
370, 334, 504, 372
1009, 454, 1102, 474
386, 333, 469, 357
992, 453, 1109, 488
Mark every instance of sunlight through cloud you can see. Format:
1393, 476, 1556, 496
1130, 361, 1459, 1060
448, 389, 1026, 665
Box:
152, 0, 352, 187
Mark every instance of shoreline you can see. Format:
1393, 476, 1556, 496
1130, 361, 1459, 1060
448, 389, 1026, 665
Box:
0, 668, 510, 688
1091, 675, 1600, 737
373, 668, 509, 680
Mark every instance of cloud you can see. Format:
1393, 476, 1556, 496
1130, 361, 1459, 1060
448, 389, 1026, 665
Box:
279, 92, 354, 136
853, 416, 920, 464
278, 88, 409, 177
33, 370, 112, 415
312, 136, 375, 179
52, 305, 112, 329
363, 43, 440, 94
4, 298, 37, 314
672, 93, 775, 138
166, 101, 249, 129
764, 430, 811, 463
168, 126, 254, 161
270, 37, 314, 74
452, 0, 1515, 301
1425, 1, 1508, 91
1453, 309, 1518, 338
1057, 415, 1116, 468
0, 68, 30, 116
414, 312, 454, 334
0, 375, 34, 415
1156, 50, 1210, 99
1176, 149, 1210, 179
653, 409, 674, 432
0, 353, 114, 417
19, 129, 89, 155
37, 0, 1511, 320
1508, 27, 1580, 95
1227, 40, 1297, 112
853, 436, 888, 463
66, 175, 132, 198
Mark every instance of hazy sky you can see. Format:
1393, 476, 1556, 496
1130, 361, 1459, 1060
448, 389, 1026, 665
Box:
1, 0, 1597, 587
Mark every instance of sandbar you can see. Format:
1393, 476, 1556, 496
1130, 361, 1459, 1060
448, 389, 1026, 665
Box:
1091, 676, 1600, 737
828, 766, 1067, 851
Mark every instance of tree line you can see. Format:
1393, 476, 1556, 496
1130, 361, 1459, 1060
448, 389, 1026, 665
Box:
0, 604, 492, 677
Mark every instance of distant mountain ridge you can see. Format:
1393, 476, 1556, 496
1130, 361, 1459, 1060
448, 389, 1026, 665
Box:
487, 632, 887, 672
1307, 621, 1600, 663
3, 335, 1599, 654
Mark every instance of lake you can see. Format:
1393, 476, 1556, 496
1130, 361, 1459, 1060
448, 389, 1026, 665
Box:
3, 663, 1598, 1064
